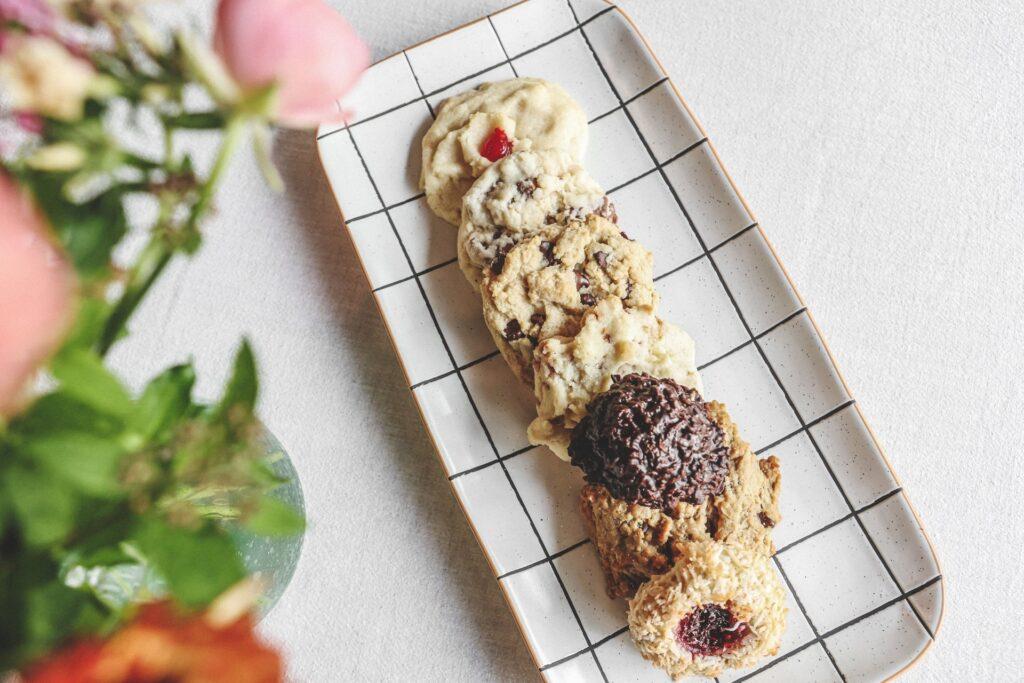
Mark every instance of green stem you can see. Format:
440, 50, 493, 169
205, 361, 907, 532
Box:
96, 233, 173, 356
96, 116, 248, 357
189, 114, 247, 225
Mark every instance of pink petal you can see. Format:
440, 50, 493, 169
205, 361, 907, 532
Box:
0, 175, 75, 414
214, 0, 369, 128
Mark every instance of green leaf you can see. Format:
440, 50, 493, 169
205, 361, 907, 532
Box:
214, 340, 258, 419
249, 458, 288, 488
244, 496, 305, 537
3, 466, 77, 546
62, 514, 137, 569
129, 363, 196, 444
10, 391, 123, 439
61, 297, 112, 351
22, 171, 127, 281
20, 432, 125, 498
24, 581, 91, 657
51, 348, 133, 418
134, 517, 245, 608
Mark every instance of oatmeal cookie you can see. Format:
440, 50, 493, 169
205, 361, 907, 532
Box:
420, 78, 588, 225
480, 215, 657, 385
528, 298, 701, 460
578, 396, 781, 599
457, 149, 615, 291
628, 542, 787, 679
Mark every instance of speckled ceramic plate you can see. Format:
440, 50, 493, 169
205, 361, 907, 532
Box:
315, 1, 943, 680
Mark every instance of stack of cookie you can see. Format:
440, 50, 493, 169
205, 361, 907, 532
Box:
420, 77, 787, 679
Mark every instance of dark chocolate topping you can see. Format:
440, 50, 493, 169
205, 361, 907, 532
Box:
568, 373, 729, 512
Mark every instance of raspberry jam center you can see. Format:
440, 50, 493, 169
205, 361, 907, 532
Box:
675, 604, 750, 657
480, 127, 513, 161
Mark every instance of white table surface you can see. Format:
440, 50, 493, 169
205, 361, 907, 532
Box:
110, 1, 1024, 680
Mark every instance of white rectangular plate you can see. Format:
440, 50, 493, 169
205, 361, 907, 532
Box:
316, 1, 943, 680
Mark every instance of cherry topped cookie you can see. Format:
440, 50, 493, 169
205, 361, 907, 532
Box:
420, 78, 589, 226
480, 215, 657, 385
628, 542, 787, 678
457, 149, 615, 291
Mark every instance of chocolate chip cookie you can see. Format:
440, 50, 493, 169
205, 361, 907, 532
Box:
457, 148, 615, 291
480, 215, 657, 385
528, 297, 700, 460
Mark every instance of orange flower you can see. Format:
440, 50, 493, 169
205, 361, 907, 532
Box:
24, 602, 282, 683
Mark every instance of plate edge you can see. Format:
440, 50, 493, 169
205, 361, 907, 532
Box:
311, 1, 947, 678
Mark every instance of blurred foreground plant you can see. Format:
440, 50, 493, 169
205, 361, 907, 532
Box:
0, 0, 367, 674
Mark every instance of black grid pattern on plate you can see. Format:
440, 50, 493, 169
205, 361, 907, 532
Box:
357, 24, 611, 679
323, 1, 940, 679
565, 4, 934, 680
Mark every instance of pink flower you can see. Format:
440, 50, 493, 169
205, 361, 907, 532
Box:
0, 174, 75, 415
213, 0, 369, 129
0, 0, 56, 35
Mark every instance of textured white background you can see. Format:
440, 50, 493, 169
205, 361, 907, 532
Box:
111, 1, 1024, 680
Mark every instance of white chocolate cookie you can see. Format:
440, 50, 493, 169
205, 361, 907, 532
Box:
458, 149, 615, 291
421, 78, 589, 226
628, 542, 788, 679
481, 215, 657, 385
527, 297, 701, 460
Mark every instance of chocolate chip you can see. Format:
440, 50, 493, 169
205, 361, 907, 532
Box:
575, 269, 590, 291
758, 512, 775, 528
706, 506, 721, 537
581, 293, 596, 306
490, 243, 512, 275
619, 230, 632, 241
538, 240, 555, 265
530, 313, 546, 326
594, 251, 609, 270
594, 195, 618, 223
503, 319, 524, 342
516, 178, 538, 195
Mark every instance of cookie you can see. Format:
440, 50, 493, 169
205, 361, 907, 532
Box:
458, 149, 615, 291
421, 78, 589, 226
578, 398, 781, 599
628, 542, 787, 678
480, 215, 657, 384
528, 298, 701, 460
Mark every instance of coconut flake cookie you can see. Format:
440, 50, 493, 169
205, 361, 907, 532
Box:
527, 297, 700, 460
628, 542, 787, 679
480, 215, 657, 385
457, 149, 615, 291
420, 78, 589, 226
573, 376, 781, 599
